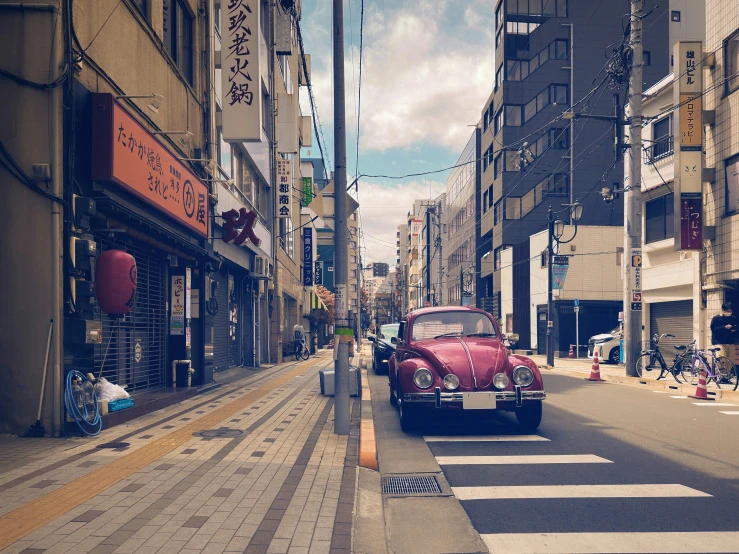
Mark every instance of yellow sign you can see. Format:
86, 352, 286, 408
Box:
632, 255, 642, 268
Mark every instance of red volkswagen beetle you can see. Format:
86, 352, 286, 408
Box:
388, 306, 546, 432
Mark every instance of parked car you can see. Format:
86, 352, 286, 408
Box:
387, 306, 546, 432
588, 327, 622, 364
368, 324, 399, 375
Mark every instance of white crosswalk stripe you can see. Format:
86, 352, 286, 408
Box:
480, 532, 739, 553
719, 411, 739, 415
452, 484, 711, 501
435, 454, 612, 465
692, 402, 736, 406
424, 435, 549, 442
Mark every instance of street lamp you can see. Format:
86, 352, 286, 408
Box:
546, 200, 583, 366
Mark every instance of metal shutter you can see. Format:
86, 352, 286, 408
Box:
210, 270, 230, 372
228, 272, 240, 367
649, 301, 693, 351
93, 234, 166, 391
242, 287, 255, 366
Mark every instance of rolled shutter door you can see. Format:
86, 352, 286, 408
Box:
211, 270, 230, 372
649, 301, 693, 351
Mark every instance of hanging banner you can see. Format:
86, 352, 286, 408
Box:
303, 228, 313, 286
276, 159, 291, 218
673, 41, 704, 251
551, 255, 569, 291
220, 0, 262, 142
171, 275, 185, 335
315, 260, 324, 285
303, 177, 313, 206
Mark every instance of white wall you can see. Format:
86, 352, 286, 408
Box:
500, 247, 513, 332
530, 231, 548, 349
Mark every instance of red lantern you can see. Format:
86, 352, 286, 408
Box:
95, 250, 137, 315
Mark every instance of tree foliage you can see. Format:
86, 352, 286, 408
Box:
316, 285, 335, 323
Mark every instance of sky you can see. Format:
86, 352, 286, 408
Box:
299, 0, 495, 265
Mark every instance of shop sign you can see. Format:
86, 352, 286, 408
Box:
171, 275, 185, 335
410, 220, 422, 237
303, 228, 313, 286
185, 268, 192, 320
315, 260, 324, 285
91, 94, 208, 237
552, 256, 570, 291
679, 196, 703, 250
303, 177, 313, 206
630, 248, 642, 312
276, 159, 291, 219
221, 207, 261, 246
220, 0, 262, 142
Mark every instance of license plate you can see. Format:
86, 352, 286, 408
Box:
462, 393, 497, 410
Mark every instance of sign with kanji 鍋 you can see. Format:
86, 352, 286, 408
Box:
91, 94, 208, 237
220, 0, 262, 142
303, 177, 313, 206
276, 159, 291, 219
221, 207, 261, 246
303, 228, 313, 286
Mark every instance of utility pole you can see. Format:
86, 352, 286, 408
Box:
546, 206, 555, 367
459, 265, 464, 306
426, 207, 432, 304
436, 202, 443, 306
332, 0, 350, 435
624, 0, 643, 377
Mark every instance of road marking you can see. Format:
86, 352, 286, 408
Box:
692, 403, 736, 407
424, 435, 550, 442
652, 390, 672, 394
434, 454, 612, 465
670, 395, 689, 399
719, 411, 739, 415
452, 484, 710, 501
481, 532, 739, 553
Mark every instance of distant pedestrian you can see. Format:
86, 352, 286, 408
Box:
710, 303, 738, 361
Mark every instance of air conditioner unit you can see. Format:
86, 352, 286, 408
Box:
254, 256, 270, 278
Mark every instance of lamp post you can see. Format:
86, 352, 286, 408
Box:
546, 201, 583, 366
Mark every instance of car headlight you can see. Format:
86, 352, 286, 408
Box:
493, 373, 509, 389
413, 368, 434, 389
512, 365, 534, 387
443, 374, 460, 391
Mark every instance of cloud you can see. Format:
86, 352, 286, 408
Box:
355, 180, 445, 264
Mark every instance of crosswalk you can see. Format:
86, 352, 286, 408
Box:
424, 433, 738, 554
651, 390, 739, 416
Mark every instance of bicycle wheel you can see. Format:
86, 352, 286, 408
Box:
295, 345, 301, 361
301, 346, 310, 361
635, 353, 656, 378
681, 359, 701, 385
715, 356, 738, 391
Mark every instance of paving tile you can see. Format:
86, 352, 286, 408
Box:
182, 515, 210, 528
182, 449, 197, 455
267, 538, 291, 553
213, 488, 234, 498
154, 464, 174, 471
77, 460, 98, 468
119, 483, 144, 493
30, 480, 57, 489
19, 549, 47, 554
139, 435, 154, 440
72, 509, 106, 523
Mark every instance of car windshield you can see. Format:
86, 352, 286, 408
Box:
411, 312, 496, 341
380, 324, 399, 340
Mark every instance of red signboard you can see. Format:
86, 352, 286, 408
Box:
91, 94, 208, 237
679, 196, 702, 250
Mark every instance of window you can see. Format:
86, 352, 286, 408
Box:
495, 1, 503, 29
671, 10, 681, 22
550, 173, 569, 196
218, 129, 232, 178
645, 193, 675, 243
643, 51, 651, 66
132, 0, 147, 16
646, 115, 673, 162
488, 186, 493, 209
616, 247, 624, 267
505, 197, 521, 220
552, 84, 568, 105
505, 105, 522, 126
496, 64, 503, 88
496, 27, 503, 49
524, 97, 537, 121
483, 190, 489, 213
550, 127, 569, 149
494, 109, 504, 134
494, 153, 502, 179
725, 154, 739, 216
494, 201, 503, 225
725, 29, 739, 95
163, 0, 193, 83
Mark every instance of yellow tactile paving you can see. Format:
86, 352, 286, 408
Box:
0, 357, 325, 550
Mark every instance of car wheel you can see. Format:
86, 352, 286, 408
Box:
397, 384, 417, 432
389, 373, 398, 406
372, 353, 378, 374
609, 348, 620, 365
515, 401, 542, 432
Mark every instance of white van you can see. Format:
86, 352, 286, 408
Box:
587, 327, 622, 364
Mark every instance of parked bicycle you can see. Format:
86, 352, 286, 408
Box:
634, 334, 694, 383
681, 346, 738, 390
294, 337, 310, 361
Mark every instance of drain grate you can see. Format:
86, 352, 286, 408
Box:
97, 442, 130, 449
381, 476, 442, 495
194, 429, 244, 439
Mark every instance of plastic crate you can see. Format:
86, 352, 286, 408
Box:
108, 398, 134, 413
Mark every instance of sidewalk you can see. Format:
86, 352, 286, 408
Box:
0, 351, 359, 554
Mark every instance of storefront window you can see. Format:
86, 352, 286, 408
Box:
645, 193, 675, 243
725, 154, 739, 216
724, 29, 739, 95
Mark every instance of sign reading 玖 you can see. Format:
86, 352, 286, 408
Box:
220, 0, 262, 142
276, 159, 291, 219
673, 42, 704, 251
91, 94, 208, 237
221, 207, 261, 246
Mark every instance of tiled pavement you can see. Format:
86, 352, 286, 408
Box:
0, 353, 360, 554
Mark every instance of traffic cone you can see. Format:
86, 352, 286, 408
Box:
688, 370, 714, 401
586, 351, 605, 382
568, 344, 575, 358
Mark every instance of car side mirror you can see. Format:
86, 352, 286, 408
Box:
368, 336, 376, 342
507, 333, 520, 342
391, 336, 400, 345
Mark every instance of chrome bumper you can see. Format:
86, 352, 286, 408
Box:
404, 388, 546, 406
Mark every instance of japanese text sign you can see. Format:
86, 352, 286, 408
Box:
303, 228, 313, 286
303, 177, 313, 206
220, 0, 262, 142
680, 197, 703, 250
276, 158, 291, 219
91, 94, 208, 237
221, 207, 261, 246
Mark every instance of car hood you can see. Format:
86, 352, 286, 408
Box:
376, 338, 395, 350
590, 333, 617, 342
411, 338, 507, 390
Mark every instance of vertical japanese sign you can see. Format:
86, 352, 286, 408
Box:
170, 275, 185, 335
551, 255, 570, 291
302, 177, 313, 206
185, 268, 192, 319
303, 228, 313, 286
410, 220, 422, 236
220, 0, 262, 142
673, 42, 703, 251
315, 260, 324, 285
630, 250, 642, 311
276, 158, 291, 219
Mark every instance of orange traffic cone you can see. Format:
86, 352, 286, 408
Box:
568, 344, 575, 358
688, 370, 714, 401
586, 351, 605, 382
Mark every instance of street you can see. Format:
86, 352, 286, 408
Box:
366, 364, 739, 554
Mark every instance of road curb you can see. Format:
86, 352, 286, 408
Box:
539, 364, 739, 400
359, 367, 379, 471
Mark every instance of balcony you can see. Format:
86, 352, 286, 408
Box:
644, 137, 674, 164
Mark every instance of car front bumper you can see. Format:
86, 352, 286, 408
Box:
403, 387, 546, 409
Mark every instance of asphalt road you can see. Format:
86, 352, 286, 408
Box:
410, 373, 739, 553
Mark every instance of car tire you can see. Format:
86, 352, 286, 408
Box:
372, 353, 378, 374
389, 374, 398, 406
609, 348, 620, 365
398, 384, 416, 432
515, 400, 542, 432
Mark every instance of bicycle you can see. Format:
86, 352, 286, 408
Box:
634, 334, 694, 383
681, 347, 738, 390
294, 337, 310, 361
